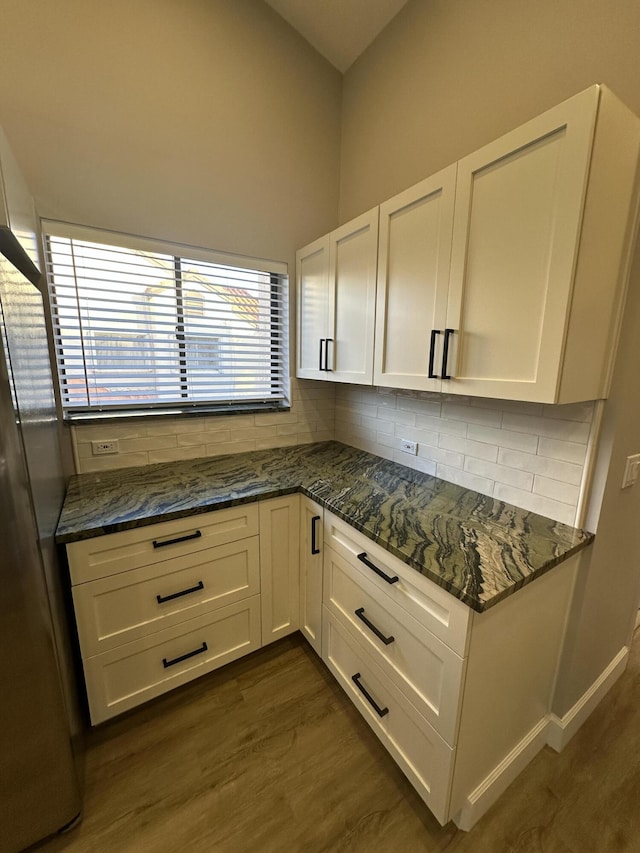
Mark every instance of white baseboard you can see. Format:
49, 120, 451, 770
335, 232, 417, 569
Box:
546, 646, 629, 753
452, 717, 550, 832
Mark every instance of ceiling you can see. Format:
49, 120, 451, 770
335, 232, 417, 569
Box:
264, 0, 411, 73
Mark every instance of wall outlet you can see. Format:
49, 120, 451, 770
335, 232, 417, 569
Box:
92, 440, 119, 456
400, 438, 417, 455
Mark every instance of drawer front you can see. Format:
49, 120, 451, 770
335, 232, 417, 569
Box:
322, 608, 453, 825
73, 536, 261, 656
324, 511, 470, 656
324, 546, 464, 745
67, 504, 260, 584
83, 596, 261, 724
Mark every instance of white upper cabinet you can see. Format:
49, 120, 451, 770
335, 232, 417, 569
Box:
296, 235, 330, 380
446, 84, 640, 403
373, 166, 456, 391
296, 208, 378, 384
296, 85, 640, 403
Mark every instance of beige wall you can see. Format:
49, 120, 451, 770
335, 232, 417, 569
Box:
340, 0, 640, 222
338, 0, 640, 715
0, 0, 341, 468
0, 0, 342, 261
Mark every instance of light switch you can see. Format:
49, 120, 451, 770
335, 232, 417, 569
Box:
622, 453, 640, 488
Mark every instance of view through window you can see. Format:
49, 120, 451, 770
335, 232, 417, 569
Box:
44, 228, 288, 415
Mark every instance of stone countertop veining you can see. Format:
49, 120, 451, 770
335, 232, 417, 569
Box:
56, 441, 593, 613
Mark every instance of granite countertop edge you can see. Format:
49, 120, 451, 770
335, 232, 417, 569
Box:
56, 441, 594, 613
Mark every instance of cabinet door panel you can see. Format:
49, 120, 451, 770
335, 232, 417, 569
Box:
296, 235, 330, 380
374, 165, 456, 391
299, 497, 323, 655
328, 208, 378, 384
260, 496, 300, 645
447, 87, 599, 401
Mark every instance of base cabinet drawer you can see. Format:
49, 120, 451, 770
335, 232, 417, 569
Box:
324, 545, 465, 745
83, 596, 262, 724
67, 504, 260, 584
322, 608, 454, 825
324, 511, 470, 656
73, 536, 261, 655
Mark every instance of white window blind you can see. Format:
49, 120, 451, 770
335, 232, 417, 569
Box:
42, 223, 288, 416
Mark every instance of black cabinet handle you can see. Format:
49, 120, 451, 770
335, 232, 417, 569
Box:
441, 328, 455, 380
311, 515, 321, 555
428, 328, 441, 379
156, 580, 205, 604
324, 338, 334, 371
355, 607, 395, 645
162, 641, 208, 669
351, 672, 389, 717
318, 338, 325, 371
357, 552, 399, 585
153, 530, 202, 549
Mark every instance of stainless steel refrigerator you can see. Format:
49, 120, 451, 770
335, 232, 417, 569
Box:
0, 223, 82, 851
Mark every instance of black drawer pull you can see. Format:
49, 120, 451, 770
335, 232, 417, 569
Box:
351, 672, 389, 718
441, 328, 455, 381
153, 530, 202, 549
311, 515, 321, 555
319, 338, 325, 371
428, 328, 441, 379
156, 580, 205, 604
357, 552, 399, 585
162, 641, 208, 669
355, 607, 395, 646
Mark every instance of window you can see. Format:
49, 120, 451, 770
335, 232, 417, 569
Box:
43, 223, 288, 417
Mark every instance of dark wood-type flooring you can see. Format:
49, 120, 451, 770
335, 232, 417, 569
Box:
33, 629, 640, 853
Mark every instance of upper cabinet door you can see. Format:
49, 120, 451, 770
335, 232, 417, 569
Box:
374, 165, 457, 391
327, 207, 378, 385
445, 87, 600, 402
296, 235, 330, 380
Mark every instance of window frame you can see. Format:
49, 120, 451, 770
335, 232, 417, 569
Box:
42, 221, 290, 423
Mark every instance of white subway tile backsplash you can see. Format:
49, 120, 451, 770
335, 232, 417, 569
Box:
438, 433, 499, 463
334, 384, 593, 526
416, 414, 468, 437
464, 457, 534, 491
393, 450, 436, 476
497, 448, 583, 485
376, 407, 416, 426
72, 378, 335, 475
537, 437, 588, 465
442, 402, 502, 428
72, 377, 592, 529
436, 463, 494, 495
467, 424, 538, 454
542, 401, 594, 422
502, 412, 591, 443
418, 444, 465, 469
533, 475, 580, 506
396, 396, 441, 416
493, 483, 577, 526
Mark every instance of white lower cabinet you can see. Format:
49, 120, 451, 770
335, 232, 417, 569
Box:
322, 609, 455, 826
259, 495, 300, 645
320, 509, 578, 830
67, 496, 579, 831
84, 597, 261, 725
67, 500, 297, 724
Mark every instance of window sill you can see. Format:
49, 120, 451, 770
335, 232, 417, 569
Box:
63, 402, 290, 427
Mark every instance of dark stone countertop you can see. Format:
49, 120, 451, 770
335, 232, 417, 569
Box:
56, 441, 593, 612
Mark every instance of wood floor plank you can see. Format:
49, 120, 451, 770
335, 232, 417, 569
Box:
32, 632, 640, 853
